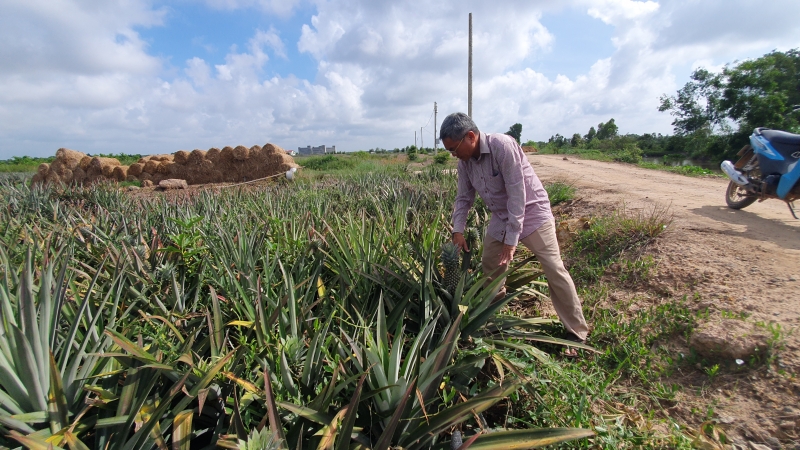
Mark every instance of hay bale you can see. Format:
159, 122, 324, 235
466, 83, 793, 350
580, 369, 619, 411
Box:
220, 146, 235, 161
126, 175, 138, 182
143, 160, 159, 174
209, 170, 223, 183
174, 150, 190, 164
31, 173, 43, 184
55, 148, 85, 169
156, 161, 172, 175
45, 172, 62, 185
112, 166, 128, 181
278, 163, 299, 173
169, 163, 187, 177
263, 143, 289, 155
233, 145, 249, 161
58, 169, 73, 183
139, 172, 153, 182
89, 157, 121, 170
249, 145, 263, 158
188, 149, 206, 165
72, 168, 86, 183
79, 156, 92, 170
101, 165, 115, 178
151, 155, 169, 162
37, 163, 50, 175
137, 157, 150, 164
206, 147, 221, 162
177, 159, 211, 184
49, 159, 66, 174
52, 159, 78, 180
128, 163, 143, 177
142, 180, 154, 188
86, 165, 102, 179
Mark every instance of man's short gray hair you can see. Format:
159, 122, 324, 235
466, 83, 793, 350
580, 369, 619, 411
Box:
440, 112, 479, 141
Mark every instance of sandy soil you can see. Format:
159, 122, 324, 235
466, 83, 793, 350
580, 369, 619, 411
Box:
529, 155, 800, 447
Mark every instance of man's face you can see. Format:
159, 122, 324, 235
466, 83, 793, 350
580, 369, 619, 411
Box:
442, 131, 476, 161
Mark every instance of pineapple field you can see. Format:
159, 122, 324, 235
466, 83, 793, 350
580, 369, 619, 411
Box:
0, 156, 715, 449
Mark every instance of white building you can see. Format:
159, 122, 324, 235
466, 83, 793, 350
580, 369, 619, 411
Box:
298, 145, 336, 156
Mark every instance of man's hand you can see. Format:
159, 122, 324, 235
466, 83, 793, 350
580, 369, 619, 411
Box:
498, 244, 516, 266
452, 232, 469, 252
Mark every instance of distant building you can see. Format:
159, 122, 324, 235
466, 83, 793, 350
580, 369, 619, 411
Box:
298, 145, 336, 156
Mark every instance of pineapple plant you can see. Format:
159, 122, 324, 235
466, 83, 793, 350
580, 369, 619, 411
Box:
441, 241, 461, 294
237, 427, 284, 450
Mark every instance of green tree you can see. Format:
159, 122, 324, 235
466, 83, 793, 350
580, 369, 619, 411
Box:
659, 48, 800, 157
584, 126, 596, 141
570, 133, 584, 148
595, 119, 618, 140
505, 123, 523, 143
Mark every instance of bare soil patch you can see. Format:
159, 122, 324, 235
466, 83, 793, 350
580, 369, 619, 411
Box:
530, 155, 800, 446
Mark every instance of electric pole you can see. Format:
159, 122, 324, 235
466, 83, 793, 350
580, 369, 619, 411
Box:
414, 131, 417, 149
420, 127, 423, 151
434, 102, 438, 152
468, 12, 473, 118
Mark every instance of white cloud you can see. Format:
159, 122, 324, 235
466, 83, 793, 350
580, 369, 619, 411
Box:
202, 0, 303, 17
586, 0, 659, 25
2, 0, 800, 158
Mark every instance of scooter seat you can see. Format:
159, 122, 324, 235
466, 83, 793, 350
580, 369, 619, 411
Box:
758, 128, 800, 146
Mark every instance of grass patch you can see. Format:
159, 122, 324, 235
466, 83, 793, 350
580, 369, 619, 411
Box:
0, 153, 143, 173
545, 181, 577, 206
638, 162, 720, 177
0, 155, 55, 172
501, 286, 698, 448
540, 149, 722, 177
567, 205, 672, 284
296, 152, 408, 175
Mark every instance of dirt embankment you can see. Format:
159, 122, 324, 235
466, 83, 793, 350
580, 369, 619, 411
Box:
530, 155, 800, 445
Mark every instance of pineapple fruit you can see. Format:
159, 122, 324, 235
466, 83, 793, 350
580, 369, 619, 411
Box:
441, 242, 461, 294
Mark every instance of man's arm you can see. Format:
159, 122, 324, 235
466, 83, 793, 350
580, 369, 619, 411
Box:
498, 137, 527, 246
452, 161, 476, 251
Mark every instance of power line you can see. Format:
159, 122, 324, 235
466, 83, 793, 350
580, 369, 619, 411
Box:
420, 108, 434, 129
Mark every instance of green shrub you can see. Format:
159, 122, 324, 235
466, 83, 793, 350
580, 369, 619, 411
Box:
300, 154, 356, 171
612, 144, 643, 164
567, 205, 672, 283
433, 151, 450, 164
545, 181, 576, 206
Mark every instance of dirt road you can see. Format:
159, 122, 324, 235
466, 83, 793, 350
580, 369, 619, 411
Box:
530, 153, 799, 326
530, 155, 800, 443
531, 155, 799, 249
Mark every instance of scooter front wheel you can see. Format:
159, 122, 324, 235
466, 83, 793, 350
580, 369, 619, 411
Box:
725, 180, 757, 209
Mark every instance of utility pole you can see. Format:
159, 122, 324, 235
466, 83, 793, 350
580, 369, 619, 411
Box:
420, 127, 423, 151
468, 12, 473, 118
414, 131, 417, 149
434, 102, 438, 152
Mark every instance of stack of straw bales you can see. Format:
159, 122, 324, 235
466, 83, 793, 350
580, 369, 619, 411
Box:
32, 148, 127, 185
31, 143, 298, 186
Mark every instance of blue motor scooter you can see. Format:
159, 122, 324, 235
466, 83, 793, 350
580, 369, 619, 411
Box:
720, 127, 800, 218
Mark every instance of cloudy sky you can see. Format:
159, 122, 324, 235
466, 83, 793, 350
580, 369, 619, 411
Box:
1, 0, 799, 158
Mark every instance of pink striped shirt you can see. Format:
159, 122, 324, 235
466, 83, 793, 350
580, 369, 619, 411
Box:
452, 132, 553, 246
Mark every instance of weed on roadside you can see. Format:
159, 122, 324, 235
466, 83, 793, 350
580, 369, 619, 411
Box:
545, 181, 577, 206
567, 204, 673, 284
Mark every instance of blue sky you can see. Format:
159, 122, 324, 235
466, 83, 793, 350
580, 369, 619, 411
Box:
1, 0, 799, 158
